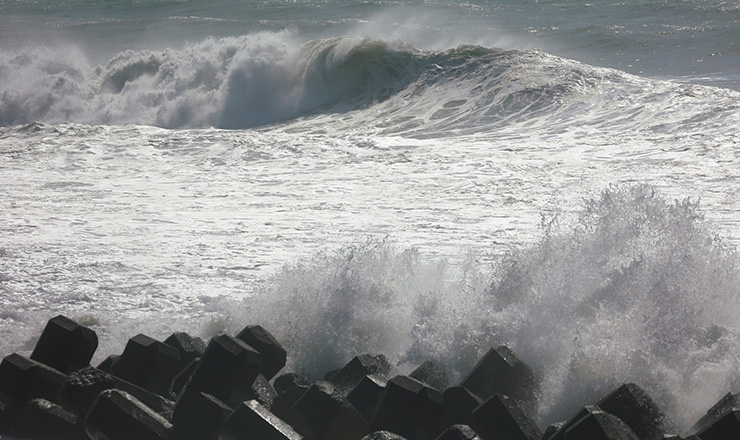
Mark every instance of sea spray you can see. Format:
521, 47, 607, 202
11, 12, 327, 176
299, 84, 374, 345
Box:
228, 185, 740, 431
482, 185, 740, 430
232, 237, 453, 380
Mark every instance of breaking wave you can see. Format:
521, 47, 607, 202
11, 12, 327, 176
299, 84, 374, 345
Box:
1, 34, 738, 136
229, 185, 740, 431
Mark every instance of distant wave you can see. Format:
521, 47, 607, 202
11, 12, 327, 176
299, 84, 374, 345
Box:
0, 33, 413, 129
1, 34, 739, 135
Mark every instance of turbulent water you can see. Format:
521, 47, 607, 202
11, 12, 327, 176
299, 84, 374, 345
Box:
2, 0, 740, 433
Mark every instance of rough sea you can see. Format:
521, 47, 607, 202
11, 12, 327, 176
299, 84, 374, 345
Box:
2, 0, 740, 433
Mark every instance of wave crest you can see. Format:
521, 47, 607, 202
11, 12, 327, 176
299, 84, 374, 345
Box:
0, 34, 419, 129
1, 35, 738, 135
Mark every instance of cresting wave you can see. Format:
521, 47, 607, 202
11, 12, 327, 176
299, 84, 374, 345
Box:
0, 33, 420, 129
221, 185, 740, 432
1, 34, 739, 135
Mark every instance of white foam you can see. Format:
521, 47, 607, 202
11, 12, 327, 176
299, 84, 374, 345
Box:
2, 35, 739, 137
224, 186, 740, 431
0, 34, 416, 129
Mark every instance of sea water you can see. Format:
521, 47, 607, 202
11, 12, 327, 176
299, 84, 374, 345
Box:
2, 0, 740, 432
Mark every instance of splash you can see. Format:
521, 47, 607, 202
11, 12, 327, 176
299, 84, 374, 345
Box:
229, 185, 740, 431
231, 237, 452, 379
483, 185, 740, 430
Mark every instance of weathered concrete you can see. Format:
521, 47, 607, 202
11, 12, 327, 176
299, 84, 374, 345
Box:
8, 398, 84, 440
369, 375, 444, 440
220, 399, 303, 440
177, 335, 263, 409
85, 389, 172, 440
292, 381, 368, 440
409, 360, 448, 391
110, 334, 183, 398
460, 346, 539, 417
597, 383, 665, 440
236, 325, 287, 380
0, 353, 67, 410
470, 394, 541, 440
170, 391, 232, 440
164, 332, 206, 365
434, 424, 482, 440
563, 410, 640, 440
330, 353, 393, 395
695, 408, 740, 440
30, 315, 98, 374
347, 375, 386, 422
58, 366, 174, 420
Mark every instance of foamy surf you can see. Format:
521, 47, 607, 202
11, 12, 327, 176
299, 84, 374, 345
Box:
2, 35, 739, 136
3, 181, 739, 431
211, 185, 740, 431
2, 0, 740, 436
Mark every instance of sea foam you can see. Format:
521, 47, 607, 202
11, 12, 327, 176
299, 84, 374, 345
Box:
224, 185, 740, 431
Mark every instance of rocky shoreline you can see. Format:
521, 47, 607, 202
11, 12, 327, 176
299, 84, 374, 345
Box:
0, 315, 736, 439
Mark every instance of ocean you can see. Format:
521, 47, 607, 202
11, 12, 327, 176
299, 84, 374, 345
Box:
1, 0, 740, 433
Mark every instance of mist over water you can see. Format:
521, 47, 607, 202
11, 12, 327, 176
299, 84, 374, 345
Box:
223, 185, 740, 430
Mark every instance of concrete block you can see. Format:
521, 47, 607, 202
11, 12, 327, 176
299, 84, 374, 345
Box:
410, 360, 449, 391
597, 383, 665, 440
0, 405, 9, 437
434, 424, 482, 440
30, 315, 98, 374
270, 385, 308, 429
347, 375, 386, 422
171, 391, 232, 440
695, 408, 740, 440
96, 355, 119, 373
250, 373, 278, 408
563, 410, 639, 440
236, 325, 287, 380
58, 366, 174, 420
369, 375, 444, 440
85, 389, 172, 440
220, 399, 302, 440
178, 335, 263, 408
689, 392, 739, 435
292, 381, 368, 440
10, 398, 85, 440
170, 358, 198, 399
330, 353, 393, 394
438, 386, 483, 432
0, 353, 67, 410
361, 431, 408, 439
273, 373, 310, 395
164, 332, 206, 364
460, 346, 539, 416
324, 367, 341, 381
470, 394, 542, 440
110, 334, 183, 398
543, 405, 600, 440
543, 421, 567, 440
